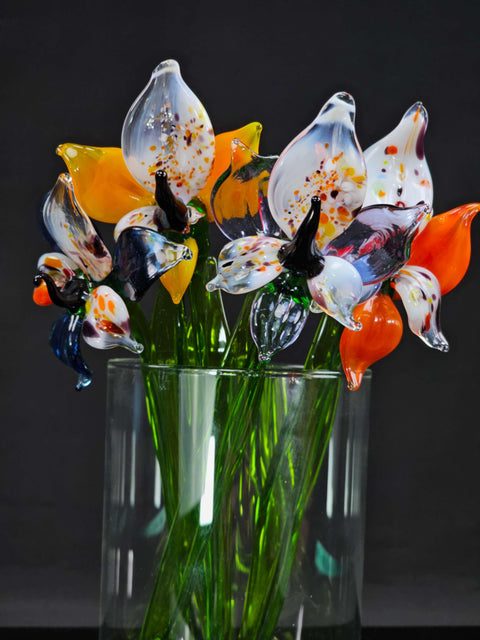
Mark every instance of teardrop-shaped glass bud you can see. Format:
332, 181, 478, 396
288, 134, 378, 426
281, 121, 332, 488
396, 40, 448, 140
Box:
41, 173, 112, 281
268, 92, 366, 244
56, 144, 154, 223
363, 102, 432, 208
49, 311, 92, 390
211, 139, 279, 240
122, 59, 215, 202
250, 273, 310, 361
340, 293, 403, 390
82, 286, 144, 353
196, 122, 263, 220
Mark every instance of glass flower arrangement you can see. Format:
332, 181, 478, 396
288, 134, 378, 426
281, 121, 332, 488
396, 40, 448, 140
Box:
34, 59, 478, 639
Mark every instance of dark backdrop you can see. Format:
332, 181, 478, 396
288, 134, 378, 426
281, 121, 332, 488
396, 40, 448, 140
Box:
1, 0, 479, 628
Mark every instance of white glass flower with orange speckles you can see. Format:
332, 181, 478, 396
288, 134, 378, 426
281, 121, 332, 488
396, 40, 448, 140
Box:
208, 94, 437, 362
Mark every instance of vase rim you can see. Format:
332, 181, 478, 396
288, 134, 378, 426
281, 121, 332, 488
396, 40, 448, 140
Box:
107, 357, 372, 381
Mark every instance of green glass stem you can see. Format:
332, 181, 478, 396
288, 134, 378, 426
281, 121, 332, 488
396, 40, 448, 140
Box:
221, 292, 259, 370
238, 377, 341, 640
138, 366, 267, 640
304, 313, 342, 371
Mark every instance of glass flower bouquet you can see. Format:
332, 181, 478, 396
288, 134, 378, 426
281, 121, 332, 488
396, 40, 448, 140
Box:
34, 60, 478, 639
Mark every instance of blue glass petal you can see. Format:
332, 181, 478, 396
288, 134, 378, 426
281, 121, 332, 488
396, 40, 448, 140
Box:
113, 227, 193, 301
49, 311, 92, 390
324, 203, 431, 285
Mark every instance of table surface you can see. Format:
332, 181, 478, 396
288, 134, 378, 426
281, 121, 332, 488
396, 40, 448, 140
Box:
1, 629, 478, 638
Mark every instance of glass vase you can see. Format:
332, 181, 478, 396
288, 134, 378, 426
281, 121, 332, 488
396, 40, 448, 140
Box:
100, 360, 371, 640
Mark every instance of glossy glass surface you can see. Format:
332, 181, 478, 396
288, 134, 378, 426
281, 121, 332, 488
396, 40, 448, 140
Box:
363, 103, 433, 208
408, 203, 480, 295
56, 144, 154, 223
211, 140, 279, 240
268, 92, 366, 244
101, 362, 371, 640
339, 293, 403, 390
41, 173, 112, 281
197, 122, 263, 220
122, 60, 215, 201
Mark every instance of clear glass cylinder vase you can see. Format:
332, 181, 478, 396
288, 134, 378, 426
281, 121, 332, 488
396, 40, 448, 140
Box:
100, 360, 371, 640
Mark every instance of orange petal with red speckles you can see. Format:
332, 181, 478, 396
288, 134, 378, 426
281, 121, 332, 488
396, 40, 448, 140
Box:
160, 237, 199, 304
409, 203, 480, 295
196, 122, 262, 220
340, 293, 403, 390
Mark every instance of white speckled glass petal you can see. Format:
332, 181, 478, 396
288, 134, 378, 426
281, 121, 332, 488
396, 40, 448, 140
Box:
324, 203, 431, 285
122, 59, 215, 202
307, 256, 363, 330
41, 173, 112, 281
267, 92, 366, 244
37, 252, 80, 288
206, 236, 287, 294
363, 102, 433, 208
82, 286, 144, 353
113, 205, 162, 241
392, 266, 448, 351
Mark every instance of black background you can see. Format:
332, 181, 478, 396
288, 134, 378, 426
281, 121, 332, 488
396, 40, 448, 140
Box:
1, 0, 479, 628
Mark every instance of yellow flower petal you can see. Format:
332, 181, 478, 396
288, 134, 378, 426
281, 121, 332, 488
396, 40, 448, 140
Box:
160, 237, 198, 304
196, 122, 262, 220
56, 144, 154, 223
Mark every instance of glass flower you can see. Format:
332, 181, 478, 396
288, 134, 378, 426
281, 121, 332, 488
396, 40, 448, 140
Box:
33, 173, 192, 388
207, 93, 432, 362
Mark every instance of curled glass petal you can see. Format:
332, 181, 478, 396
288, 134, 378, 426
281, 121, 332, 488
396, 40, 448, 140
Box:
82, 286, 143, 353
324, 202, 431, 284
49, 311, 92, 390
206, 236, 287, 294
363, 103, 433, 208
196, 122, 263, 220
211, 139, 279, 240
122, 59, 215, 201
340, 293, 403, 390
37, 252, 79, 288
268, 92, 366, 243
160, 238, 199, 304
392, 266, 448, 351
408, 203, 480, 294
307, 256, 363, 330
56, 144, 154, 223
113, 227, 193, 301
41, 173, 112, 281
113, 206, 161, 241
250, 274, 310, 361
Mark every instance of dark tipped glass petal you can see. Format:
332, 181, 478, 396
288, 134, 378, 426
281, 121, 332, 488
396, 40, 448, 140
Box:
49, 311, 92, 390
324, 203, 431, 285
113, 227, 193, 301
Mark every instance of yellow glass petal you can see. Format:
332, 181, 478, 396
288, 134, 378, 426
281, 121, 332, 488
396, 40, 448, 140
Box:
160, 237, 199, 304
56, 144, 154, 224
196, 122, 262, 220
